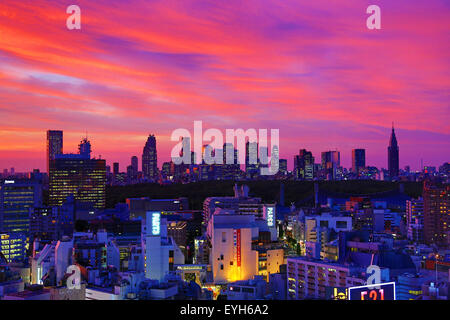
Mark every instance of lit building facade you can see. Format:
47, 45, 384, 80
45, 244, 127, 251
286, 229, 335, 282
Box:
0, 179, 42, 235
144, 212, 184, 282
207, 210, 258, 284
0, 233, 27, 262
423, 182, 449, 247
287, 257, 365, 300
49, 152, 106, 209
406, 198, 424, 243
294, 149, 314, 180
203, 184, 263, 225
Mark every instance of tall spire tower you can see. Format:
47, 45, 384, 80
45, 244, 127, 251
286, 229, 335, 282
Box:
388, 123, 399, 178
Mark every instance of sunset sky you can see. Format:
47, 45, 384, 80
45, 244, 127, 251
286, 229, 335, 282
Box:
0, 0, 449, 172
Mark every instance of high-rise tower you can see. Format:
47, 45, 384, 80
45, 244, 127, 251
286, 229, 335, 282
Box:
245, 141, 259, 177
131, 156, 138, 179
388, 123, 399, 178
321, 150, 340, 180
423, 181, 449, 246
49, 136, 105, 209
142, 134, 158, 180
46, 130, 63, 173
352, 149, 366, 174
294, 149, 314, 180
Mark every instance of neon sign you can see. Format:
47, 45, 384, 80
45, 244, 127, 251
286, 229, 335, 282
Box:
266, 206, 274, 227
236, 229, 241, 267
151, 212, 161, 236
348, 282, 396, 300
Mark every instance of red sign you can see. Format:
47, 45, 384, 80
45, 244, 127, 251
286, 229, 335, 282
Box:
425, 259, 450, 270
236, 229, 241, 267
348, 282, 396, 300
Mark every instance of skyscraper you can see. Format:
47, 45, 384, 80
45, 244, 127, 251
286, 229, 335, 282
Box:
222, 143, 240, 180
321, 151, 340, 168
142, 134, 158, 180
388, 124, 399, 178
113, 162, 119, 175
46, 130, 63, 173
245, 141, 259, 177
352, 149, 366, 174
321, 150, 340, 180
49, 138, 106, 209
423, 181, 449, 247
294, 149, 314, 180
131, 156, 138, 175
279, 159, 288, 175
0, 179, 43, 235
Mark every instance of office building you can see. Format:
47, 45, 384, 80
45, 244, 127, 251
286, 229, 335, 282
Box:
113, 162, 119, 175
423, 182, 449, 247
406, 198, 424, 243
294, 149, 314, 180
222, 143, 240, 180
287, 257, 365, 300
131, 156, 138, 181
203, 185, 263, 225
352, 149, 365, 175
0, 233, 27, 262
29, 207, 60, 241
321, 151, 340, 180
245, 141, 259, 178
0, 179, 42, 235
207, 209, 258, 284
142, 134, 158, 181
279, 159, 287, 175
46, 130, 63, 174
49, 138, 106, 209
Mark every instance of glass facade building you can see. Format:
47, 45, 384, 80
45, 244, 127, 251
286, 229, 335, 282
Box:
49, 156, 106, 209
0, 179, 42, 234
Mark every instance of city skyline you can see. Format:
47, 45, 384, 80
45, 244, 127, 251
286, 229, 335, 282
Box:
0, 1, 449, 172
0, 126, 447, 174
0, 1, 449, 303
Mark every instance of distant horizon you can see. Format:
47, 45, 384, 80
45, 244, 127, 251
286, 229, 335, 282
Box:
1, 1, 449, 172
0, 126, 448, 173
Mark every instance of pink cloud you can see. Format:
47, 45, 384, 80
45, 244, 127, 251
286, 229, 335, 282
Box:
0, 0, 448, 171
